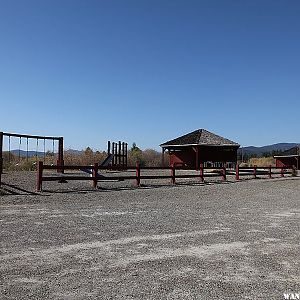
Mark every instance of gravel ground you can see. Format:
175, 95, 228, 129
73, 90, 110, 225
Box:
0, 171, 299, 299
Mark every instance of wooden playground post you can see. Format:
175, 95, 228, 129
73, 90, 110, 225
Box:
36, 161, 43, 192
235, 164, 240, 181
92, 163, 98, 188
136, 162, 141, 186
107, 141, 111, 155
125, 143, 128, 167
122, 142, 125, 167
118, 141, 121, 167
199, 163, 204, 182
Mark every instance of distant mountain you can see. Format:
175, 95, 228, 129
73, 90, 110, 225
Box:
9, 150, 46, 158
238, 143, 299, 157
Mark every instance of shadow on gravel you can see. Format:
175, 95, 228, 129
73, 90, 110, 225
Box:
40, 180, 238, 194
0, 183, 40, 196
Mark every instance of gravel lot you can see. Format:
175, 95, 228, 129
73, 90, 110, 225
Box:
0, 171, 299, 299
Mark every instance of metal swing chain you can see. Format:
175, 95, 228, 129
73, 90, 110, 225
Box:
26, 138, 29, 162
18, 137, 21, 162
43, 139, 46, 163
8, 136, 11, 163
36, 139, 39, 161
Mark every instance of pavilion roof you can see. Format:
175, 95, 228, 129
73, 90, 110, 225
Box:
160, 129, 240, 148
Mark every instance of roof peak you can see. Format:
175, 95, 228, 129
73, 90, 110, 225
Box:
160, 129, 240, 148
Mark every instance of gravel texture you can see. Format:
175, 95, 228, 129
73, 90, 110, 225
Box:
0, 171, 299, 299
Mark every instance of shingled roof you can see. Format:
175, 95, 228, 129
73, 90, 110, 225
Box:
160, 129, 240, 148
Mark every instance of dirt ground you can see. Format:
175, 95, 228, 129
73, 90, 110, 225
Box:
0, 171, 299, 299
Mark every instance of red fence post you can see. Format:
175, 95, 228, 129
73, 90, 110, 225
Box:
92, 163, 98, 188
171, 164, 176, 184
199, 163, 204, 182
36, 161, 43, 192
57, 137, 64, 174
253, 165, 257, 179
292, 165, 297, 177
222, 166, 226, 181
269, 165, 272, 179
0, 131, 3, 188
235, 164, 239, 181
136, 162, 140, 187
57, 159, 65, 174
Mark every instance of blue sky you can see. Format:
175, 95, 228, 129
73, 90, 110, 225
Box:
0, 0, 299, 151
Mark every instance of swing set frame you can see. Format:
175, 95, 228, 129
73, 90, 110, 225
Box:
0, 131, 64, 187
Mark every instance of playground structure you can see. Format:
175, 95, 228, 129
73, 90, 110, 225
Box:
79, 140, 128, 176
36, 162, 296, 192
108, 141, 128, 168
0, 132, 64, 187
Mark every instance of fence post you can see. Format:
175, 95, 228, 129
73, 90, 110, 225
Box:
292, 165, 297, 177
136, 162, 140, 187
0, 131, 3, 187
235, 164, 239, 181
253, 165, 257, 179
57, 159, 65, 174
36, 161, 43, 192
199, 163, 204, 182
92, 163, 98, 188
57, 137, 64, 174
222, 166, 226, 181
269, 165, 272, 179
171, 164, 176, 184
281, 167, 284, 177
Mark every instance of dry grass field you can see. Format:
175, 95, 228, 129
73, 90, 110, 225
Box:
0, 171, 299, 299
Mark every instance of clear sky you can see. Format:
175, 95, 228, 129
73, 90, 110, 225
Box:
0, 0, 299, 151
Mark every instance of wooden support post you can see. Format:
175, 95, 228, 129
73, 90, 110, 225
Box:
281, 167, 284, 177
136, 162, 140, 187
269, 165, 272, 179
195, 147, 199, 170
161, 148, 165, 167
122, 142, 125, 167
253, 165, 257, 179
171, 164, 176, 184
37, 161, 43, 192
199, 163, 204, 182
114, 142, 117, 166
222, 166, 226, 181
92, 163, 98, 188
57, 159, 64, 174
57, 137, 64, 173
235, 164, 239, 181
0, 132, 3, 187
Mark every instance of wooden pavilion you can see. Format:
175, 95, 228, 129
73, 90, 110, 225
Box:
160, 129, 240, 169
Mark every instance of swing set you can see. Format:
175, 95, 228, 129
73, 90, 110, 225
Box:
0, 131, 64, 186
